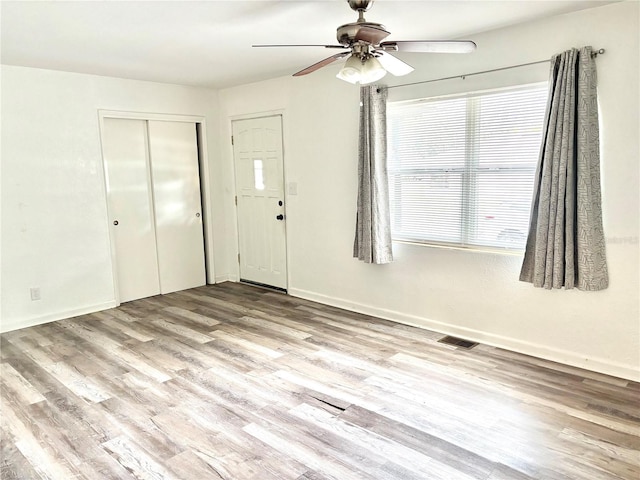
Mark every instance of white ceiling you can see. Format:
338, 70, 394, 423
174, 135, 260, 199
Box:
1, 0, 616, 89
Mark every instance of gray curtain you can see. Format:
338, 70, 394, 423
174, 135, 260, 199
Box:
520, 46, 608, 290
353, 85, 393, 264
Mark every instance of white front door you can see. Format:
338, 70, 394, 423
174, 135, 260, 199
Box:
232, 116, 287, 290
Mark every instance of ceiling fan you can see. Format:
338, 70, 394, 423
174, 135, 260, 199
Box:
253, 0, 476, 84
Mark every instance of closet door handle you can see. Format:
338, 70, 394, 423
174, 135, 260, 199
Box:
196, 213, 201, 218
276, 214, 284, 221
113, 220, 119, 226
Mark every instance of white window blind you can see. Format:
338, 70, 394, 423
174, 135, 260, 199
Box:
387, 84, 548, 250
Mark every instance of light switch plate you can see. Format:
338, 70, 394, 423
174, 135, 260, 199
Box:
30, 287, 41, 301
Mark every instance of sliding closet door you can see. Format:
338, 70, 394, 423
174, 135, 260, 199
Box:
148, 121, 206, 294
102, 118, 161, 302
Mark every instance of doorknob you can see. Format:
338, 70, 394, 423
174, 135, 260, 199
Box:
276, 214, 284, 221
113, 220, 119, 226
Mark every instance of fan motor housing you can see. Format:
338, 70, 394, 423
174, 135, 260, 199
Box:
336, 22, 387, 46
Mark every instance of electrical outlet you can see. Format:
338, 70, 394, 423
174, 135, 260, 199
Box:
30, 287, 41, 301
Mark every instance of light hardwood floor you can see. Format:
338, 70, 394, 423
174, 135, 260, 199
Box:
1, 282, 639, 479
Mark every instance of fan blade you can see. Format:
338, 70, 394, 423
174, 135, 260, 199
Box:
253, 44, 346, 49
354, 25, 391, 44
375, 51, 414, 76
293, 52, 350, 77
379, 40, 477, 53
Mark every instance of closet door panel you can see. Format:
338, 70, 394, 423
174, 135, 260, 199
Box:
102, 118, 161, 302
148, 121, 206, 294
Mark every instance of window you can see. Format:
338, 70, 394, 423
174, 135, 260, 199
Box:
253, 159, 265, 190
387, 84, 548, 250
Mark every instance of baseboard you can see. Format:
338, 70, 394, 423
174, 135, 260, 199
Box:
288, 287, 640, 382
214, 273, 239, 284
0, 301, 117, 334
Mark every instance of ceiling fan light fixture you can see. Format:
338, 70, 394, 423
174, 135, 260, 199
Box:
336, 54, 363, 84
337, 54, 386, 85
360, 55, 387, 84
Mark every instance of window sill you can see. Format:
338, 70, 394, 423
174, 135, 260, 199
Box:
392, 239, 525, 257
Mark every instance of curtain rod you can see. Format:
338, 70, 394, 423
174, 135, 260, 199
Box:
386, 48, 605, 90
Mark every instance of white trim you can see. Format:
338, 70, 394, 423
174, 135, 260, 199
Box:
393, 239, 524, 257
0, 301, 117, 334
229, 109, 286, 123
99, 110, 205, 123
214, 274, 233, 283
288, 287, 640, 382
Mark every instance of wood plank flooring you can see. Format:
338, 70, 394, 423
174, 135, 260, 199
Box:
1, 282, 639, 479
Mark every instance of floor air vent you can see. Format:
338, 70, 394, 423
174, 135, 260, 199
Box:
438, 335, 478, 349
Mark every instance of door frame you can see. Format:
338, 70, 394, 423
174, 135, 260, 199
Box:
230, 110, 289, 291
98, 110, 215, 305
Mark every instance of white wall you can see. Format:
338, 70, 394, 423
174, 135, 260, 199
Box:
1, 67, 220, 332
216, 2, 639, 380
